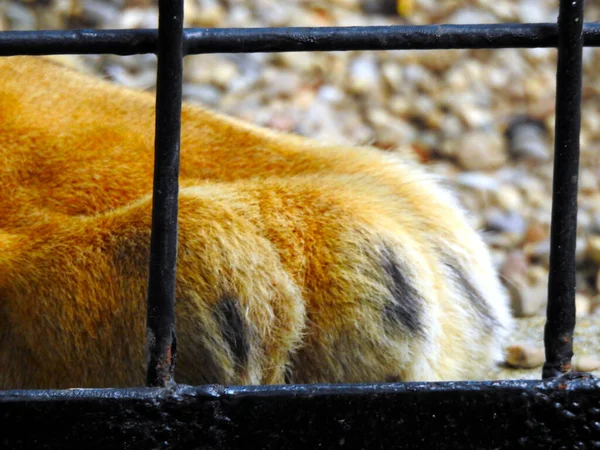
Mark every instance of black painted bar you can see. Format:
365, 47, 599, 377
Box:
542, 0, 585, 379
1, 374, 599, 449
183, 22, 600, 53
145, 0, 184, 387
1, 23, 600, 56
0, 28, 156, 55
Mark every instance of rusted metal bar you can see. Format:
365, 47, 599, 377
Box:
145, 0, 184, 387
542, 0, 585, 379
1, 374, 599, 449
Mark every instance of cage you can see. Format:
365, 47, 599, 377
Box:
1, 0, 599, 448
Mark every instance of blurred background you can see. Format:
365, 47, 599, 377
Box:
1, 0, 598, 378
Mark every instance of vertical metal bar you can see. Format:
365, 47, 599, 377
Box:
542, 0, 584, 379
145, 0, 184, 387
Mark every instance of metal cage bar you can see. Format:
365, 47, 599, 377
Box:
1, 23, 600, 56
2, 374, 599, 449
145, 0, 184, 388
542, 0, 585, 380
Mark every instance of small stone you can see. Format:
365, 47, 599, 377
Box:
362, 0, 399, 15
412, 97, 436, 122
417, 50, 465, 73
105, 63, 156, 89
276, 52, 316, 73
455, 172, 500, 191
182, 84, 222, 107
495, 185, 523, 211
587, 236, 600, 264
455, 131, 507, 171
403, 65, 435, 92
486, 2, 517, 21
522, 48, 554, 64
506, 117, 550, 161
576, 293, 592, 318
488, 67, 510, 89
524, 282, 548, 317
75, 1, 119, 27
526, 266, 548, 285
519, 177, 547, 207
297, 100, 349, 145
346, 121, 374, 145
457, 106, 494, 129
445, 68, 470, 91
185, 55, 228, 85
446, 8, 497, 24
524, 221, 549, 244
486, 230, 523, 248
579, 168, 599, 194
293, 86, 317, 109
578, 210, 592, 230
575, 237, 588, 266
504, 273, 547, 317
118, 7, 158, 29
3, 2, 36, 30
263, 69, 300, 97
388, 96, 412, 116
506, 343, 545, 369
266, 115, 296, 132
524, 76, 552, 102
367, 108, 416, 147
318, 85, 344, 105
259, 2, 292, 26
212, 61, 240, 88
227, 4, 253, 26
485, 209, 526, 235
413, 131, 438, 154
348, 56, 381, 94
440, 114, 464, 138
572, 356, 600, 372
582, 106, 600, 136
381, 62, 403, 89
517, 0, 555, 23
228, 69, 261, 95
524, 239, 550, 267
501, 250, 529, 280
591, 294, 600, 315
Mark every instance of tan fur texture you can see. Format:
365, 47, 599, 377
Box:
0, 56, 513, 389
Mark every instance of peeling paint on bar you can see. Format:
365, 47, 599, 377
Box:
1, 374, 598, 449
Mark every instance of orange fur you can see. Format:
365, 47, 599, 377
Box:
0, 56, 513, 389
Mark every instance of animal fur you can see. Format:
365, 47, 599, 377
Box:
0, 56, 513, 389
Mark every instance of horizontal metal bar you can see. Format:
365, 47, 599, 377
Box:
1, 374, 598, 449
1, 23, 600, 56
0, 28, 157, 55
184, 22, 600, 53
